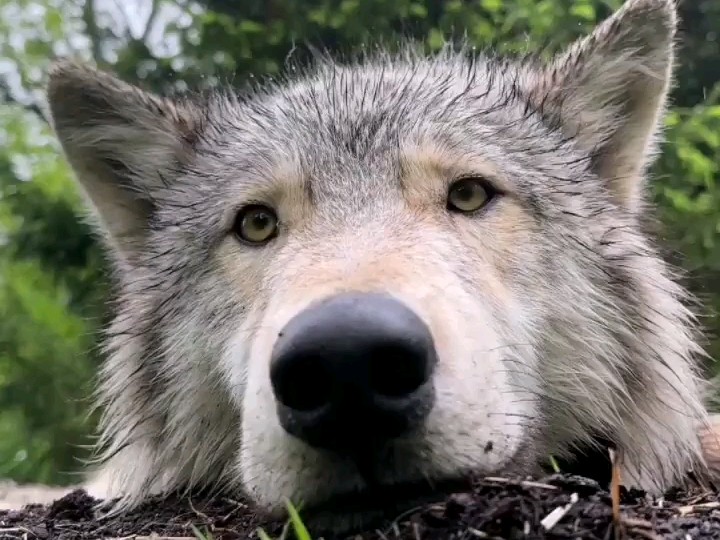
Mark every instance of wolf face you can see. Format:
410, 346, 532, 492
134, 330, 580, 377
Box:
46, 0, 712, 530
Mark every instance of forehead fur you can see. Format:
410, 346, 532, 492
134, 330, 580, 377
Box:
169, 47, 594, 235
197, 47, 579, 173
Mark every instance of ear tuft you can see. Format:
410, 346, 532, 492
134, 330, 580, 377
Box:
46, 59, 204, 262
48, 59, 202, 145
521, 0, 678, 213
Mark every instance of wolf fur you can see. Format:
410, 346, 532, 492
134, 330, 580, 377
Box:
46, 0, 717, 529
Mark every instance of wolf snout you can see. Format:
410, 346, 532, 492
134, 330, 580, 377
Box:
269, 292, 438, 452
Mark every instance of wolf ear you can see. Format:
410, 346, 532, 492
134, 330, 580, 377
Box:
46, 59, 203, 262
523, 0, 677, 213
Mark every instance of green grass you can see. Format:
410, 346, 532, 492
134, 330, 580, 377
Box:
189, 499, 311, 540
256, 528, 276, 540
256, 500, 312, 540
191, 524, 216, 540
285, 500, 312, 540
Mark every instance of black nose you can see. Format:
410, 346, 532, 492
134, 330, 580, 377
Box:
269, 292, 437, 452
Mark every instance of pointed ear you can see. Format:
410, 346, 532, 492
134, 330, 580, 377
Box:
522, 0, 677, 213
46, 59, 204, 263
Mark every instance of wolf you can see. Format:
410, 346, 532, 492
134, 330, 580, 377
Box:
45, 0, 719, 531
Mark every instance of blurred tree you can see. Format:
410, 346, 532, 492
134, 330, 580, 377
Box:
0, 0, 718, 484
675, 0, 720, 107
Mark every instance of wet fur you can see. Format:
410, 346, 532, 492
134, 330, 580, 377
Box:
46, 0, 716, 530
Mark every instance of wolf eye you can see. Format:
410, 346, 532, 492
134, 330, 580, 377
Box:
233, 205, 278, 245
447, 177, 495, 213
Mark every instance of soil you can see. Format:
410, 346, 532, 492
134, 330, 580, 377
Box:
1, 473, 720, 540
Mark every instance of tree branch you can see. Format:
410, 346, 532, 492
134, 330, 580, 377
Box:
82, 0, 103, 64
142, 0, 162, 42
0, 81, 49, 124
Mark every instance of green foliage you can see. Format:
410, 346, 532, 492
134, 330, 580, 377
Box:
653, 85, 720, 362
0, 0, 718, 485
0, 101, 104, 483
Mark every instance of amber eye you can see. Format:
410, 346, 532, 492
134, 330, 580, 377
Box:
447, 177, 495, 213
233, 204, 279, 244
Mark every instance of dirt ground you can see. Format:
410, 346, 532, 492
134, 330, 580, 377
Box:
0, 481, 76, 511
2, 473, 720, 540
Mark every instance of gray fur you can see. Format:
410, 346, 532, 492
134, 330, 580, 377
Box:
46, 0, 717, 530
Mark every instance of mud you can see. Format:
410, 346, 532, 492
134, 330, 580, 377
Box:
1, 473, 719, 539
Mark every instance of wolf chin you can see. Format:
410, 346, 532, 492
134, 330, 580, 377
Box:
46, 0, 717, 531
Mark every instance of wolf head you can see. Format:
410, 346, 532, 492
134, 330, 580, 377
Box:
47, 0, 711, 530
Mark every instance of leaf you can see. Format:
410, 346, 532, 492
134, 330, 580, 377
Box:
285, 500, 312, 540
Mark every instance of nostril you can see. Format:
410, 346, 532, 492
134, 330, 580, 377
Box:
368, 343, 431, 398
270, 292, 439, 448
271, 355, 331, 412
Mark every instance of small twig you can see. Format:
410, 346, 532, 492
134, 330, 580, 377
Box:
482, 476, 516, 483
621, 517, 654, 529
381, 504, 425, 538
621, 517, 663, 540
677, 501, 720, 516
629, 530, 663, 540
686, 493, 711, 505
273, 519, 291, 540
219, 501, 246, 523
0, 527, 34, 535
221, 497, 246, 507
188, 497, 210, 522
464, 528, 505, 540
540, 492, 579, 531
482, 477, 559, 491
609, 447, 625, 540
412, 521, 421, 540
